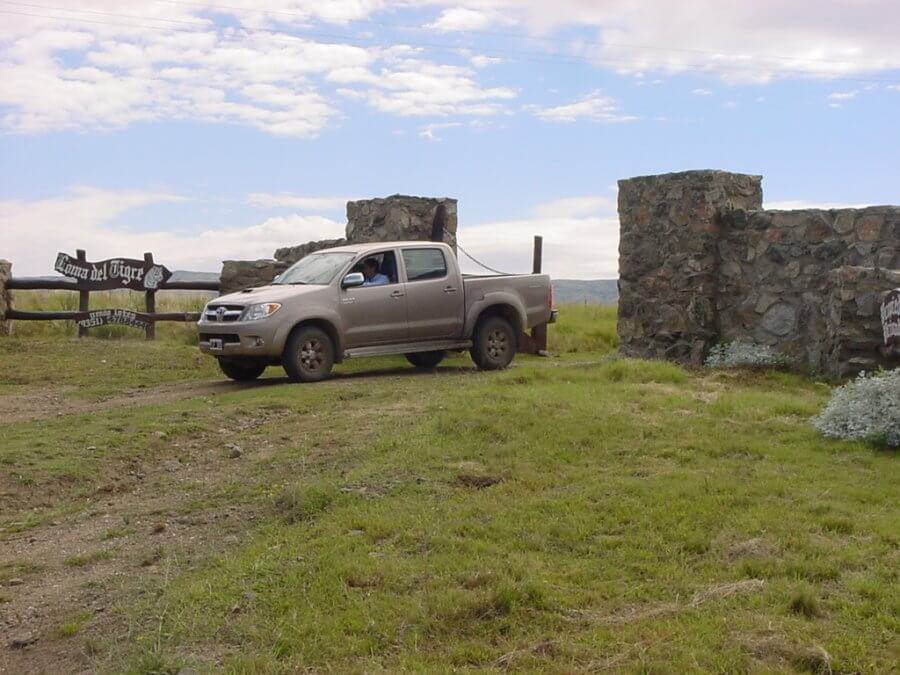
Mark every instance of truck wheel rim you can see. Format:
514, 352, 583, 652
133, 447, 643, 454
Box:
487, 329, 507, 359
299, 339, 325, 371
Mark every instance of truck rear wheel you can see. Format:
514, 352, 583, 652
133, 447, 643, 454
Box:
405, 351, 445, 368
283, 326, 335, 383
471, 316, 516, 370
218, 358, 267, 381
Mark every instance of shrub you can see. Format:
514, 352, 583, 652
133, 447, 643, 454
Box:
705, 339, 791, 369
812, 369, 900, 448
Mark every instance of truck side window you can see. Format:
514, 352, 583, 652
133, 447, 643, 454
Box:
402, 248, 447, 282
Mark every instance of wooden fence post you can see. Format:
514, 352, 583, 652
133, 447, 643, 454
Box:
76, 249, 89, 338
144, 251, 156, 341
0, 259, 12, 336
531, 235, 548, 353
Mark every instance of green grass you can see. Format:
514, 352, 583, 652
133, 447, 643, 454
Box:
547, 304, 618, 353
0, 306, 897, 673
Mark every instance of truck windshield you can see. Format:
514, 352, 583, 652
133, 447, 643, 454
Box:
274, 252, 356, 285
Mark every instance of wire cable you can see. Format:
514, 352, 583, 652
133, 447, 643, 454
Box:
443, 228, 513, 276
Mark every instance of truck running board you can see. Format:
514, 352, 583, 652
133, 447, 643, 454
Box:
343, 339, 472, 359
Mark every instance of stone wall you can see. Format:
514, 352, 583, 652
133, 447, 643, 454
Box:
219, 195, 457, 294
617, 170, 763, 364
617, 170, 899, 375
0, 260, 11, 336
717, 207, 899, 371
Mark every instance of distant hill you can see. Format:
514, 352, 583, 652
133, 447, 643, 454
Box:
552, 279, 618, 305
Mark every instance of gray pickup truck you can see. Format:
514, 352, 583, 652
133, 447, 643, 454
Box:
198, 241, 556, 382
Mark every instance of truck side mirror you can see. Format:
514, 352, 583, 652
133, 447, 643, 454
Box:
342, 272, 365, 289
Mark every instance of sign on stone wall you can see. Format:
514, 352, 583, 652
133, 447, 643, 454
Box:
73, 309, 150, 330
54, 252, 172, 290
882, 289, 900, 351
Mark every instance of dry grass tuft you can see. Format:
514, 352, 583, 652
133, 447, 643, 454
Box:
454, 474, 504, 489
690, 579, 765, 607
741, 633, 832, 673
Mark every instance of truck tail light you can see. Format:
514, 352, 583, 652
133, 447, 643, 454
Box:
548, 285, 555, 310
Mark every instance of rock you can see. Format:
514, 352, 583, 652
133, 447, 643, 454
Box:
5, 578, 24, 586
9, 632, 37, 648
274, 238, 346, 265
762, 303, 797, 336
228, 445, 242, 459
855, 214, 883, 241
219, 259, 281, 295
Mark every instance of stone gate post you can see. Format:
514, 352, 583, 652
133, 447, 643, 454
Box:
616, 171, 762, 364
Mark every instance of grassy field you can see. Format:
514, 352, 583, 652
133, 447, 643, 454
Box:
0, 306, 896, 674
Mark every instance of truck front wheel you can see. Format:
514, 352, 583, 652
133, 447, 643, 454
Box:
471, 316, 516, 370
405, 351, 445, 368
283, 326, 335, 382
218, 358, 267, 381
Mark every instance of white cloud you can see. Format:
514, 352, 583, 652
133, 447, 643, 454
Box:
423, 0, 900, 83
419, 122, 463, 141
246, 193, 349, 211
692, 88, 713, 96
0, 3, 512, 135
528, 91, 636, 123
828, 90, 858, 100
458, 201, 620, 278
0, 188, 344, 275
764, 199, 869, 210
333, 58, 517, 117
428, 8, 496, 31
532, 196, 617, 218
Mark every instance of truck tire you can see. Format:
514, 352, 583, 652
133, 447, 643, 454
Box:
405, 351, 445, 368
218, 358, 267, 381
471, 316, 516, 370
283, 325, 335, 382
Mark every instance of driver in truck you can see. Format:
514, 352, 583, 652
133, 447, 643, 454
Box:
362, 258, 389, 286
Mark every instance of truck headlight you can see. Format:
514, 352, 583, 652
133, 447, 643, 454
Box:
242, 303, 282, 321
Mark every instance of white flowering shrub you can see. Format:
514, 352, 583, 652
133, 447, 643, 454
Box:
812, 369, 900, 448
705, 339, 791, 369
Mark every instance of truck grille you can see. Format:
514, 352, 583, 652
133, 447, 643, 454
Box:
200, 333, 241, 343
204, 304, 244, 322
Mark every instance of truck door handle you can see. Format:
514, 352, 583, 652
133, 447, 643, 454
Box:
443, 286, 457, 293
390, 290, 405, 298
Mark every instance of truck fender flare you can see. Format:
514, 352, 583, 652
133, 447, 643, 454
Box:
274, 316, 344, 361
464, 293, 527, 338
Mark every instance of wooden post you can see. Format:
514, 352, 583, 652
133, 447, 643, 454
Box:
144, 251, 156, 341
531, 236, 548, 353
76, 249, 89, 338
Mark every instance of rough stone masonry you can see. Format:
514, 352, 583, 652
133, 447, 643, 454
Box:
617, 170, 899, 376
220, 195, 458, 293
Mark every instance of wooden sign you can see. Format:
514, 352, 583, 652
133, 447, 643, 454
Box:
882, 289, 900, 351
54, 252, 172, 291
74, 309, 150, 330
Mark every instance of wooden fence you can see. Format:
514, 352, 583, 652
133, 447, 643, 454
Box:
4, 250, 219, 340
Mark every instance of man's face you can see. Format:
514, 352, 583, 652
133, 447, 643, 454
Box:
362, 262, 376, 279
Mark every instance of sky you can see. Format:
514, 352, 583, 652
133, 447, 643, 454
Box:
0, 0, 898, 279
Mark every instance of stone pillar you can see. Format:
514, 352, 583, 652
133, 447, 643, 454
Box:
0, 260, 11, 336
346, 195, 458, 253
617, 170, 763, 364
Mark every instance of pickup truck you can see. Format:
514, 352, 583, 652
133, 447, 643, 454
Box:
198, 241, 556, 382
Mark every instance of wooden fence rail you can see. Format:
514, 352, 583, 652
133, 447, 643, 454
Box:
1, 249, 219, 340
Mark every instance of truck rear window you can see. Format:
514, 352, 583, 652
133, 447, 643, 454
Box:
402, 248, 447, 281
